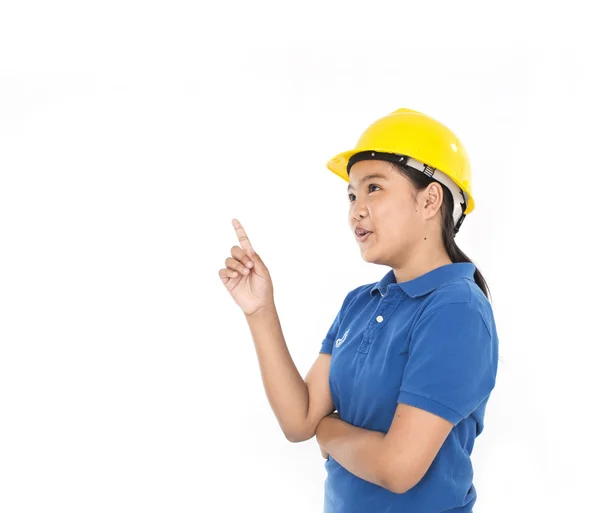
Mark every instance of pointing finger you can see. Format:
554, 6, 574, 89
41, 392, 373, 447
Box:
232, 218, 255, 255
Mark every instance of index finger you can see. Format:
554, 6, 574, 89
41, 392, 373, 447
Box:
232, 218, 255, 255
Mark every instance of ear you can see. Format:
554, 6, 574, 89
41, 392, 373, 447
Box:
423, 182, 444, 219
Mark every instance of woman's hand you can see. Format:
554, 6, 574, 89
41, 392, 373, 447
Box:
317, 412, 341, 460
219, 218, 275, 317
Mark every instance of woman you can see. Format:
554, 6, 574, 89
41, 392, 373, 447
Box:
219, 108, 499, 513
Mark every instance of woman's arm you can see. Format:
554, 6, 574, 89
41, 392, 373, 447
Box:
316, 414, 392, 490
245, 303, 335, 442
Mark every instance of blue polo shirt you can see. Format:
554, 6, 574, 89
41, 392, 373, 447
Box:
319, 262, 498, 513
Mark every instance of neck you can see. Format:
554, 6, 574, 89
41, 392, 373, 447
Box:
391, 245, 452, 283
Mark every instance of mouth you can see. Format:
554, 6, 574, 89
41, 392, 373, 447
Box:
356, 230, 373, 243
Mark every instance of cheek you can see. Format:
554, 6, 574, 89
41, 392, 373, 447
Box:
379, 207, 421, 246
379, 202, 414, 231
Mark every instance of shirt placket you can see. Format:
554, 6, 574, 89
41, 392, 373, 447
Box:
357, 288, 403, 354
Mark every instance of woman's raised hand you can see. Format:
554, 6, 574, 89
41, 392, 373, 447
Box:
219, 218, 274, 317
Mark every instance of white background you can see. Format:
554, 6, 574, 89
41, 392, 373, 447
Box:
1, 1, 598, 512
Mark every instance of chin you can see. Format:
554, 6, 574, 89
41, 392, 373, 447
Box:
360, 249, 383, 265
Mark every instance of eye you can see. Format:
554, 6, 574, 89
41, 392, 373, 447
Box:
348, 184, 380, 202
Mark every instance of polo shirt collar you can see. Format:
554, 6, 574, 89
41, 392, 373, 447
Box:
370, 262, 476, 298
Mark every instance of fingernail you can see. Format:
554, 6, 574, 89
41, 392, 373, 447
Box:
246, 261, 253, 268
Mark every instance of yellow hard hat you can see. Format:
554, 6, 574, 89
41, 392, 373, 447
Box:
326, 108, 475, 233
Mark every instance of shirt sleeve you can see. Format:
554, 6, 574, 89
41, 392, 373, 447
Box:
319, 288, 357, 355
397, 301, 498, 425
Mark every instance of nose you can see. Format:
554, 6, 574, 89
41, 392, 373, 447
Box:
352, 203, 367, 222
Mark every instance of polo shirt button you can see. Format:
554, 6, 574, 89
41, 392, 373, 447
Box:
376, 315, 383, 322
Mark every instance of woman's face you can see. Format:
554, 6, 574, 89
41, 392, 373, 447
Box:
347, 159, 424, 266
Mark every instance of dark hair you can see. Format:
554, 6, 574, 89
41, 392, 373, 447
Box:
388, 162, 492, 303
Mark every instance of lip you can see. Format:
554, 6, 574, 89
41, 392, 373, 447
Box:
356, 231, 372, 243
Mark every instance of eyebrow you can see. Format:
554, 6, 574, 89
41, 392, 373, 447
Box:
347, 173, 389, 192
